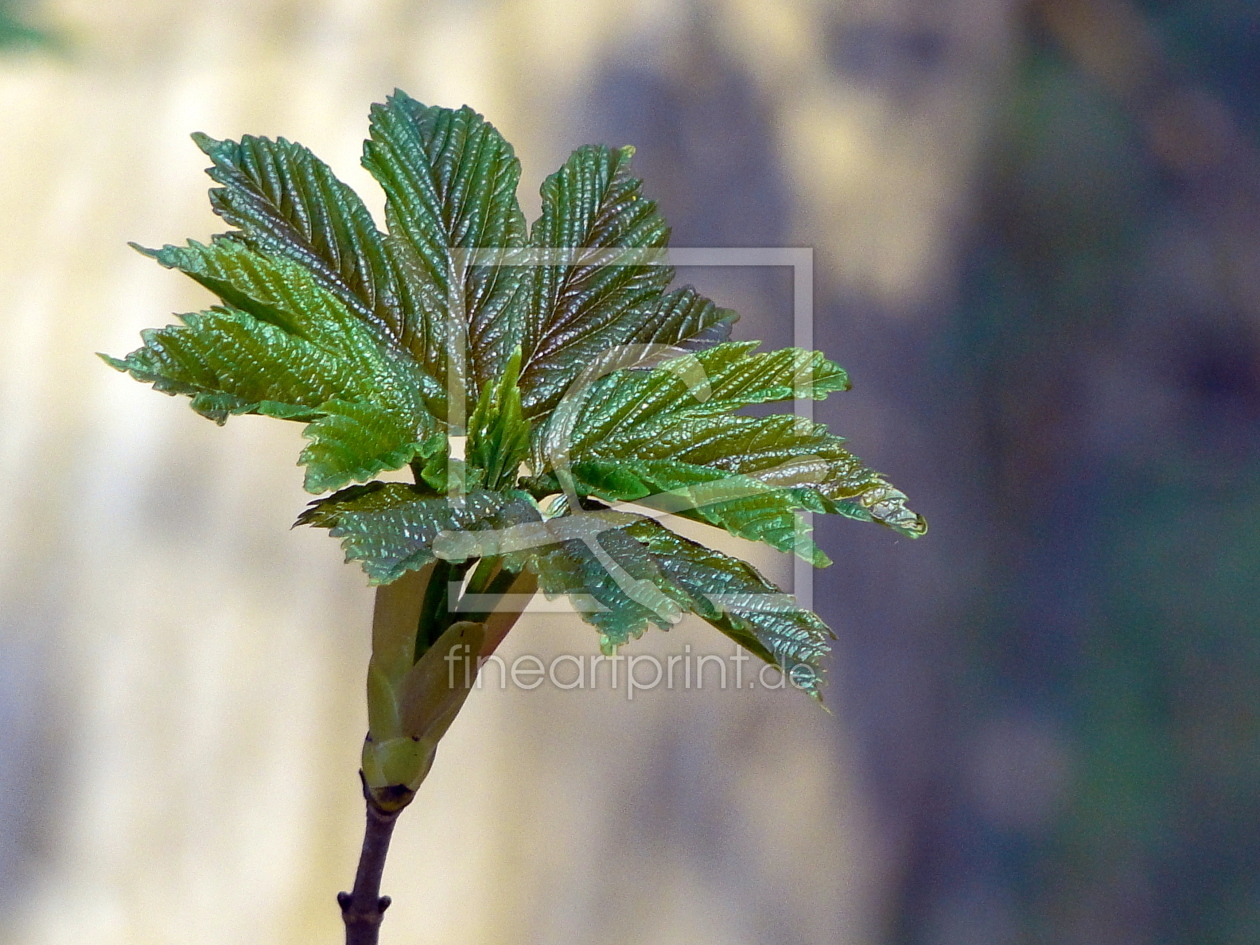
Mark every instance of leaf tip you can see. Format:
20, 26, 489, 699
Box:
127, 241, 161, 260
385, 87, 416, 110
97, 351, 128, 372
190, 131, 222, 155
292, 503, 322, 528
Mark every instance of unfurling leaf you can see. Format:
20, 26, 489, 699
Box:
465, 349, 531, 490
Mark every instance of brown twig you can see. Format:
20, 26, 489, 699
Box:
339, 778, 402, 945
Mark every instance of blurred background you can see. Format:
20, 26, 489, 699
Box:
1, 0, 1258, 943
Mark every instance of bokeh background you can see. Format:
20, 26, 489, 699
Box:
2, 1, 1258, 943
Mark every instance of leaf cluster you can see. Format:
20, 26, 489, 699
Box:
106, 91, 925, 697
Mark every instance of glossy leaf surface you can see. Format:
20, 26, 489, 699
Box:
107, 91, 926, 695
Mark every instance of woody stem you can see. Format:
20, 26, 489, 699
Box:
339, 784, 401, 945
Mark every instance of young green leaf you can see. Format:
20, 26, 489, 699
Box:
299, 483, 541, 584
300, 400, 434, 495
363, 92, 528, 403
525, 341, 922, 560
194, 132, 402, 340
629, 286, 738, 349
557, 458, 834, 565
553, 411, 926, 553
625, 518, 833, 698
106, 238, 439, 492
535, 343, 851, 463
100, 306, 340, 423
518, 144, 673, 416
465, 349, 531, 491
